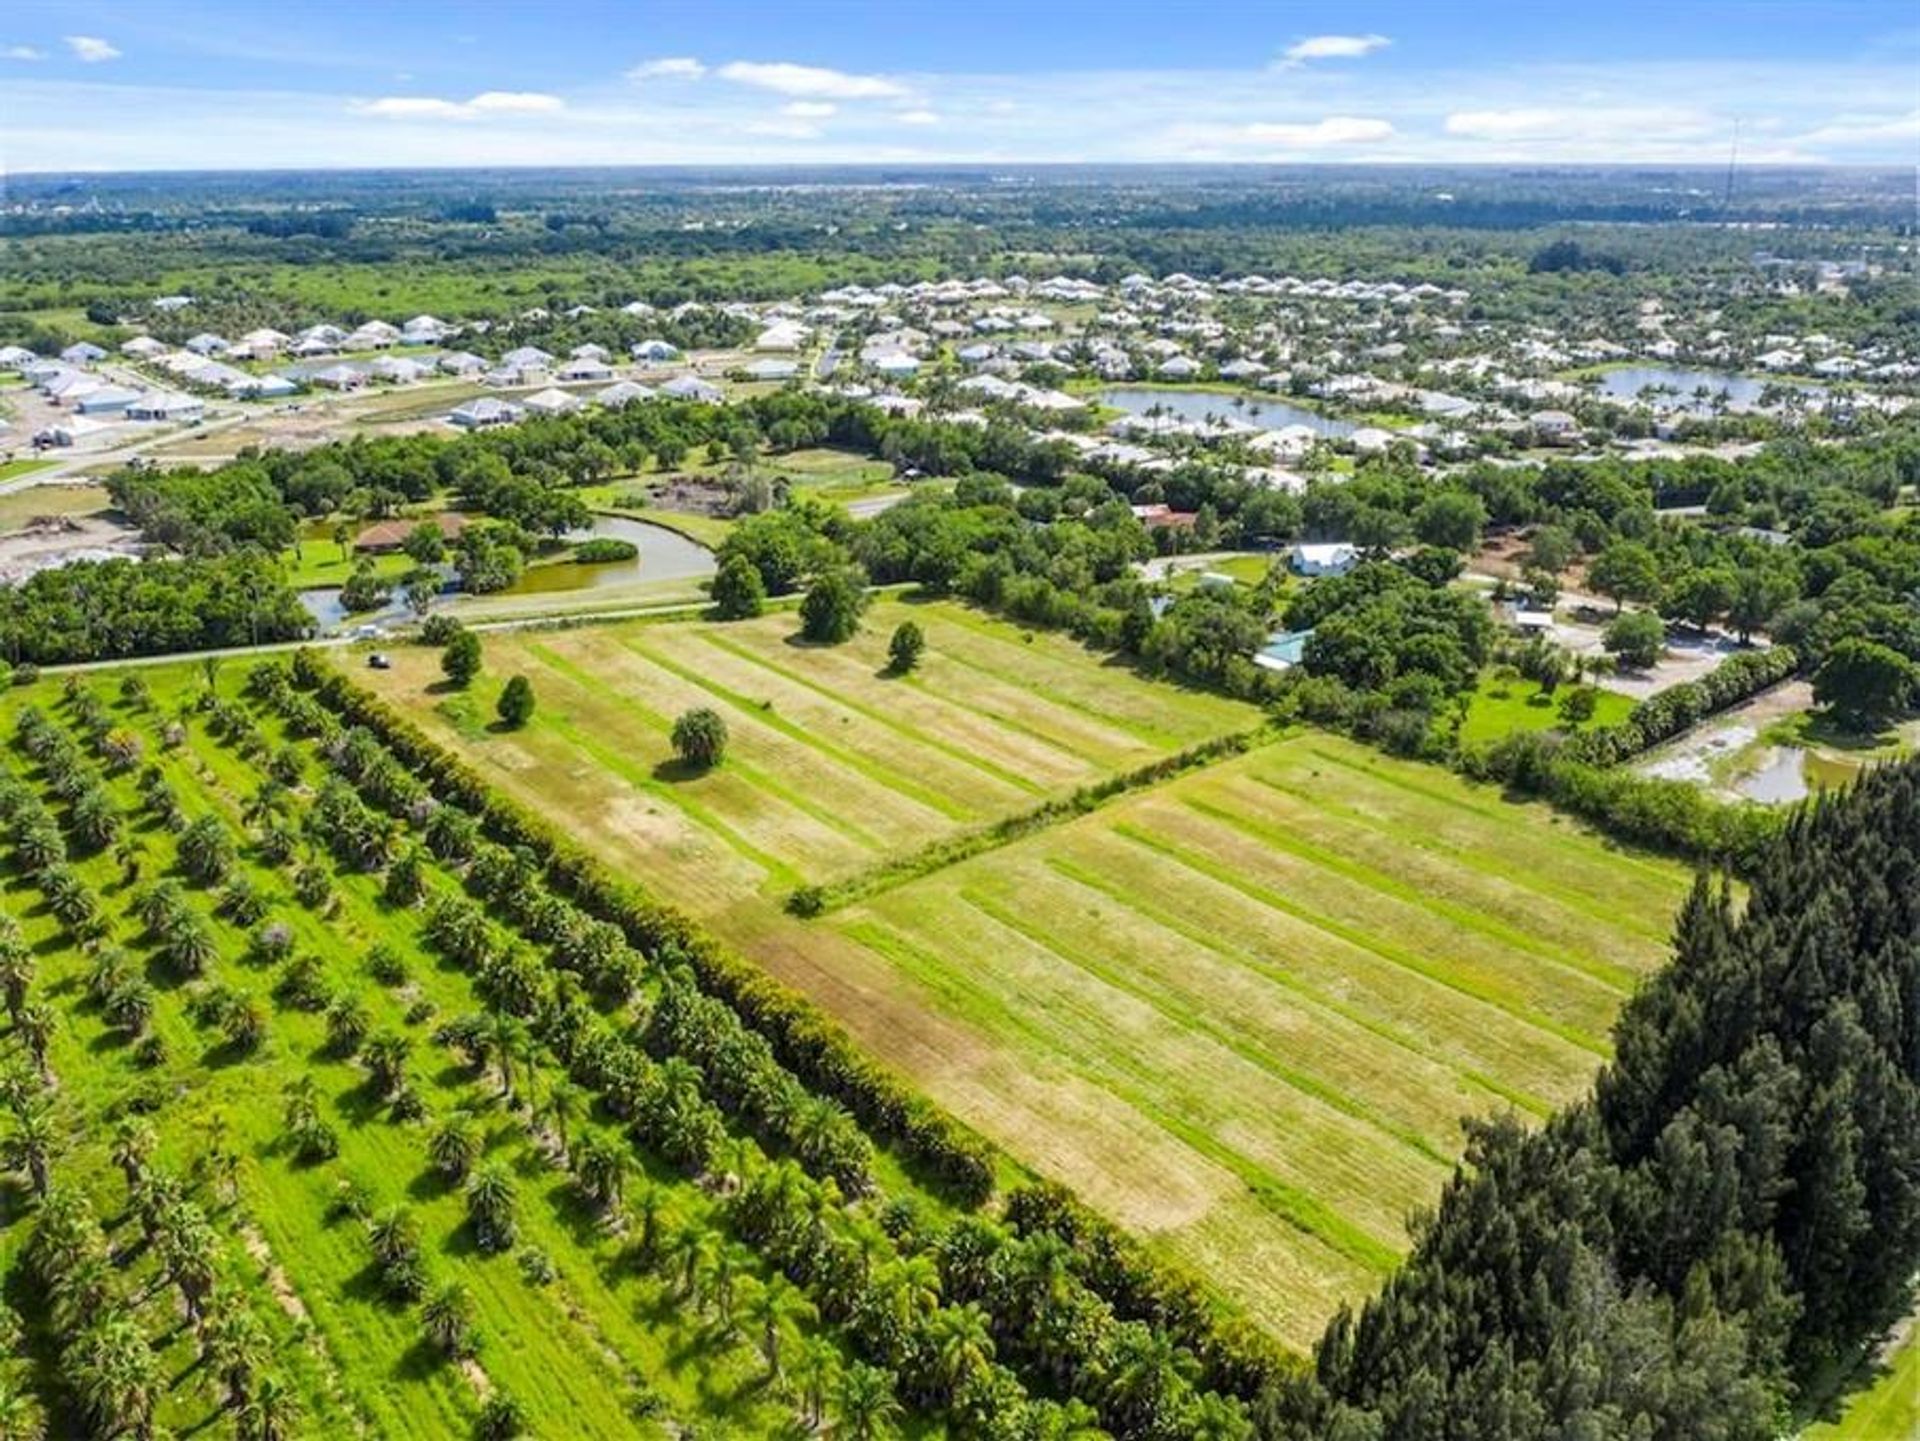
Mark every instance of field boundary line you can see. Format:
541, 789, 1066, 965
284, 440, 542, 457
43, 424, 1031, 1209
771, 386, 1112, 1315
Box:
788, 726, 1272, 915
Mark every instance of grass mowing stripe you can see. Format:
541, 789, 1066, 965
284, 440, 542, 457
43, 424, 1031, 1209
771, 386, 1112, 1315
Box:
618, 637, 974, 822
838, 917, 1398, 1276
1302, 743, 1688, 892
1041, 856, 1554, 1119
527, 638, 886, 846
696, 630, 1050, 798
1245, 770, 1673, 947
909, 619, 1183, 749
959, 886, 1453, 1166
1180, 793, 1640, 994
1107, 823, 1610, 1056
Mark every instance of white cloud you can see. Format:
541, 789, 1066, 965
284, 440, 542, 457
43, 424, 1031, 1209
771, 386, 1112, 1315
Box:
717, 60, 906, 100
1239, 117, 1397, 145
353, 91, 564, 120
1792, 107, 1920, 145
3, 46, 45, 61
1280, 34, 1389, 66
896, 109, 940, 126
783, 101, 836, 118
1444, 106, 1713, 141
627, 57, 705, 81
744, 118, 821, 140
64, 35, 120, 63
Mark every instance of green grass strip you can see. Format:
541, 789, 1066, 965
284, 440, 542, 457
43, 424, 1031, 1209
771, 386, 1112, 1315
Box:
1042, 856, 1554, 1119
1179, 793, 1640, 994
1106, 823, 1610, 1056
696, 630, 1050, 797
959, 886, 1453, 1166
1244, 769, 1674, 947
617, 637, 975, 822
839, 917, 1400, 1275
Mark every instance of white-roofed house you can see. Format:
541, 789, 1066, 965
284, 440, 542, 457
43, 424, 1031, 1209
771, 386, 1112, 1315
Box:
556, 356, 614, 382
126, 393, 206, 423
595, 381, 656, 408
661, 375, 723, 403
450, 397, 521, 430
75, 386, 147, 416
369, 356, 433, 385
61, 342, 108, 367
519, 387, 584, 417
631, 339, 680, 364
120, 336, 171, 360
310, 365, 367, 391
1290, 542, 1358, 577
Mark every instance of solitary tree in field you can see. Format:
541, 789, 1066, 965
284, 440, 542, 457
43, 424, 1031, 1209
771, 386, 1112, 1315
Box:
441, 628, 482, 688
495, 675, 535, 730
671, 708, 728, 770
887, 621, 925, 674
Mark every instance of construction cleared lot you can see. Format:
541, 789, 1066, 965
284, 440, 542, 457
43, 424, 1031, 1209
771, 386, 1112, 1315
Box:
368, 598, 1692, 1348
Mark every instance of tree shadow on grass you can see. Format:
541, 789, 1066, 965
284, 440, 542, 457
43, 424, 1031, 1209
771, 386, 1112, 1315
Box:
392, 1336, 454, 1385
651, 757, 714, 784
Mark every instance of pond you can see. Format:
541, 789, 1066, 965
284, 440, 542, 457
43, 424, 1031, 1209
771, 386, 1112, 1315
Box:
1098, 386, 1356, 437
1735, 746, 1863, 804
1595, 366, 1822, 412
298, 515, 713, 631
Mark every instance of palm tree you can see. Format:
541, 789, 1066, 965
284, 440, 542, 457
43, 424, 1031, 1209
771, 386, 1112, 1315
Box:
14, 1004, 54, 1084
834, 1361, 902, 1440
0, 928, 34, 1025
155, 1200, 219, 1324
4, 1097, 55, 1198
927, 1302, 995, 1401
0, 1377, 45, 1441
69, 1313, 161, 1441
535, 1078, 586, 1164
790, 1335, 839, 1431
361, 1030, 411, 1098
426, 1113, 479, 1184
484, 1010, 531, 1104
236, 1372, 298, 1441
1103, 1323, 1196, 1437
465, 1163, 518, 1253
669, 1219, 716, 1306
421, 1282, 477, 1359
573, 1132, 627, 1212
743, 1273, 813, 1381
110, 1118, 157, 1196
201, 1300, 266, 1410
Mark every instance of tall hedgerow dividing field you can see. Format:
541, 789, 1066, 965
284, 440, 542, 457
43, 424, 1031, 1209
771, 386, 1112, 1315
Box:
365, 601, 1693, 1350
0, 658, 1296, 1438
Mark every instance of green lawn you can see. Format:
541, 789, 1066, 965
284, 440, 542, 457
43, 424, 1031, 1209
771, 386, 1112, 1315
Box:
0, 458, 58, 486
366, 601, 1691, 1348
1454, 673, 1636, 748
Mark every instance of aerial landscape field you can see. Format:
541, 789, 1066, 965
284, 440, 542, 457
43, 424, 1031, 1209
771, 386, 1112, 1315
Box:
0, 2, 1916, 1437
361, 602, 1692, 1346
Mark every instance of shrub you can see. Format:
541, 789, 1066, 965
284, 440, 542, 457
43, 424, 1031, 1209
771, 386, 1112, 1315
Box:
887, 621, 925, 674
441, 629, 482, 688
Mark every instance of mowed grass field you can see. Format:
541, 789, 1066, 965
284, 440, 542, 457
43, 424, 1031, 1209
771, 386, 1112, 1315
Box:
368, 596, 1261, 914
368, 600, 1693, 1349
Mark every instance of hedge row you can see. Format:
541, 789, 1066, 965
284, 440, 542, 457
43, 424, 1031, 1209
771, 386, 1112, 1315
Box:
1560, 644, 1799, 768
789, 726, 1268, 916
288, 649, 999, 1204
1003, 1182, 1298, 1405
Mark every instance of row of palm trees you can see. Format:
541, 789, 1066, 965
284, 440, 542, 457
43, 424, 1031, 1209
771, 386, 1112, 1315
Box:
243, 660, 1242, 1436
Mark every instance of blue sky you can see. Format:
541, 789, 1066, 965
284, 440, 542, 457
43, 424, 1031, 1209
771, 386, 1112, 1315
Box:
3, 1, 1917, 171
